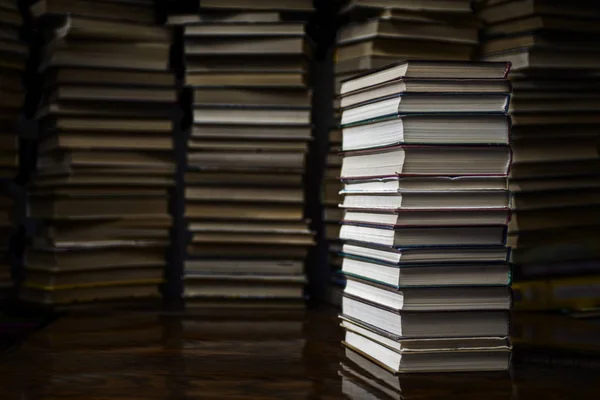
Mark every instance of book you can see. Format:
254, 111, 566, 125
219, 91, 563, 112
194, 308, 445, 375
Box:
342, 243, 511, 265
340, 93, 511, 125
341, 190, 510, 210
340, 61, 510, 95
343, 336, 511, 373
344, 276, 511, 310
342, 295, 510, 338
338, 18, 478, 45
340, 145, 512, 179
342, 257, 511, 287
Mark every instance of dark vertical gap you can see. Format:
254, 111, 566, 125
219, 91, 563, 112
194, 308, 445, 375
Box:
9, 0, 43, 311
164, 23, 187, 311
305, 0, 338, 305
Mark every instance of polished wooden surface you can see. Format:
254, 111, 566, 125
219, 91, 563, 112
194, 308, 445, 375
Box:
0, 308, 599, 399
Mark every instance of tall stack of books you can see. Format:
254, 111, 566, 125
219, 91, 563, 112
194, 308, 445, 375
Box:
0, 0, 26, 293
326, 0, 479, 303
167, 0, 315, 307
21, 1, 177, 308
337, 60, 513, 373
477, 0, 600, 310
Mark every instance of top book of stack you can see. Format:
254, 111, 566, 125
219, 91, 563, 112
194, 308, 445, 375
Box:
30, 0, 157, 24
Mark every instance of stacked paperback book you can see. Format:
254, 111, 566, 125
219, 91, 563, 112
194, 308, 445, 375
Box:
478, 0, 600, 310
327, 0, 480, 302
21, 1, 177, 307
0, 0, 26, 294
337, 60, 513, 373
168, 0, 315, 307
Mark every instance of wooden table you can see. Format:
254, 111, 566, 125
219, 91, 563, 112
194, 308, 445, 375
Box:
0, 307, 599, 399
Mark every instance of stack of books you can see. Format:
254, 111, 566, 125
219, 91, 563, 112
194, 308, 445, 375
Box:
168, 0, 315, 307
337, 60, 514, 373
478, 0, 600, 310
335, 0, 478, 95
21, 2, 177, 307
327, 0, 479, 303
0, 0, 26, 293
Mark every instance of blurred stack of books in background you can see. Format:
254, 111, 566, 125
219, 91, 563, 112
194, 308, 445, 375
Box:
477, 0, 600, 312
326, 0, 479, 303
21, 0, 176, 308
0, 0, 26, 296
167, 0, 315, 308
337, 60, 513, 373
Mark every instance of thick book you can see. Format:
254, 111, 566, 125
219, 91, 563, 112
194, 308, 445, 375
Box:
340, 144, 512, 179
343, 334, 511, 373
167, 11, 281, 26
341, 315, 511, 353
184, 37, 307, 56
184, 22, 306, 37
341, 79, 511, 108
340, 190, 510, 210
341, 93, 510, 127
340, 93, 510, 126
344, 276, 512, 311
337, 18, 478, 45
336, 38, 474, 63
341, 256, 511, 287
342, 208, 511, 226
340, 224, 508, 248
341, 243, 511, 265
185, 259, 304, 276
341, 294, 510, 337
343, 176, 509, 192
183, 275, 306, 299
